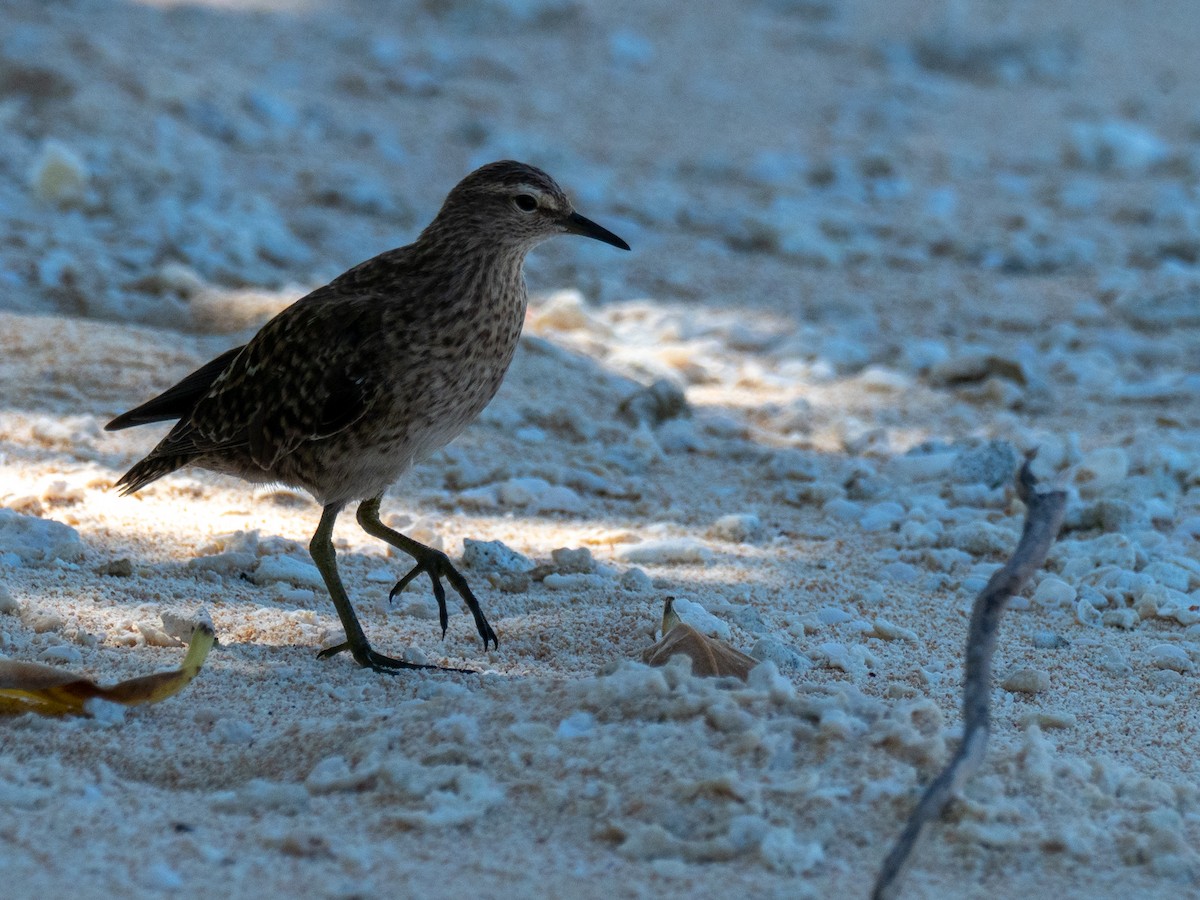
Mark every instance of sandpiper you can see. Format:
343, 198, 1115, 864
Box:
107, 160, 629, 673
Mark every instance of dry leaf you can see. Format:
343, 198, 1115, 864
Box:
641, 599, 757, 680
0, 623, 215, 716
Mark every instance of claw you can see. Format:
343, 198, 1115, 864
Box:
356, 500, 498, 652
388, 564, 423, 602
429, 571, 449, 639
384, 548, 496, 650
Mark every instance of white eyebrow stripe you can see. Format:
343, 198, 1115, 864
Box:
483, 182, 547, 198
482, 182, 565, 210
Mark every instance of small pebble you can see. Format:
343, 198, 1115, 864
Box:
305, 755, 369, 794
487, 571, 531, 593
1033, 576, 1076, 607
1020, 710, 1077, 729
1066, 121, 1169, 173
38, 644, 82, 667
619, 568, 653, 592
542, 572, 609, 591
137, 621, 182, 647
497, 476, 550, 506
28, 139, 88, 205
617, 538, 711, 565
618, 379, 688, 427
537, 487, 588, 513
1030, 630, 1070, 649
98, 558, 135, 577
767, 449, 820, 480
1101, 608, 1139, 630
952, 440, 1018, 488
252, 555, 325, 590
708, 513, 761, 543
670, 598, 731, 640
556, 711, 596, 739
880, 562, 920, 583
213, 718, 257, 745
1075, 596, 1103, 627
550, 547, 595, 573
656, 418, 704, 453
817, 606, 853, 625
189, 551, 257, 575
1002, 667, 1050, 693
889, 452, 956, 482
1098, 645, 1132, 675
403, 646, 428, 666
83, 698, 126, 727
461, 539, 533, 573
1147, 644, 1192, 673
822, 498, 863, 523
24, 610, 63, 633
749, 638, 812, 672
814, 641, 872, 674
0, 586, 18, 615
160, 608, 213, 641
1075, 447, 1129, 494
872, 618, 918, 642
859, 502, 905, 532
1142, 560, 1193, 593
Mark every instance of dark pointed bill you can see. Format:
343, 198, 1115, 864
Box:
565, 211, 630, 251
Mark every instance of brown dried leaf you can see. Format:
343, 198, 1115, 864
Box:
0, 623, 216, 716
642, 622, 757, 680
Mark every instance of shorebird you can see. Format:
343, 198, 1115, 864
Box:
107, 160, 629, 673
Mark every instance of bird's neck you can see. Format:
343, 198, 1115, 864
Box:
410, 223, 530, 295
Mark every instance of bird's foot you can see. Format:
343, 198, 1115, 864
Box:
388, 547, 499, 651
317, 641, 477, 675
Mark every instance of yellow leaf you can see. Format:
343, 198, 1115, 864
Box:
0, 623, 215, 717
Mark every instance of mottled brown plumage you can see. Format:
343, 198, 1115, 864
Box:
108, 161, 629, 673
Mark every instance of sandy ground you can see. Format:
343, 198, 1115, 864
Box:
2, 0, 1200, 897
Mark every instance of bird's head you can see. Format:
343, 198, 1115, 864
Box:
427, 160, 630, 254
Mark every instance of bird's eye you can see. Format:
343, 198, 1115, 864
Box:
513, 194, 538, 212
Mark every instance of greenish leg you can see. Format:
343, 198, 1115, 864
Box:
309, 502, 469, 674
356, 496, 499, 651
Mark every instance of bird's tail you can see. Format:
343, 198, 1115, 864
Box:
114, 454, 189, 496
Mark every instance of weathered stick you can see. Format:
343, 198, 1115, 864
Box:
871, 455, 1067, 900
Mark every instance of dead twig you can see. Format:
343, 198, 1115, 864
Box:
872, 455, 1066, 900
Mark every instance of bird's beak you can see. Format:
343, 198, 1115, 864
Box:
564, 211, 631, 251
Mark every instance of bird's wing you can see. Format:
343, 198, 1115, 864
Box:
152, 293, 387, 470
106, 345, 246, 431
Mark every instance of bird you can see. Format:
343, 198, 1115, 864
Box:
106, 160, 630, 674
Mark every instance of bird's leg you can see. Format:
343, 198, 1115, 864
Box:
356, 496, 499, 651
309, 502, 470, 674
